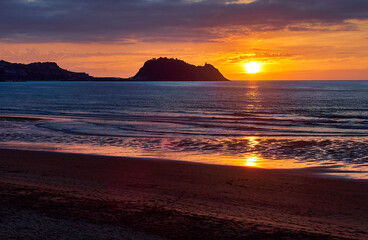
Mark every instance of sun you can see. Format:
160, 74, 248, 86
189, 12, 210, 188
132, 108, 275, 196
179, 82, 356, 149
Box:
244, 62, 261, 74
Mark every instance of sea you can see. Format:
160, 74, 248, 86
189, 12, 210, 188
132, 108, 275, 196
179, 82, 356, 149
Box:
1, 81, 368, 179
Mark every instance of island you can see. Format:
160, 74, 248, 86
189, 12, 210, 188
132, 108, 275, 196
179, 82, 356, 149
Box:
130, 57, 228, 81
0, 60, 93, 81
0, 58, 229, 81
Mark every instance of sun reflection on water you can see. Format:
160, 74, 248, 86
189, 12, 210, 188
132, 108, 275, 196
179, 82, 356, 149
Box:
245, 156, 258, 167
243, 137, 261, 167
245, 82, 262, 110
248, 136, 259, 148
2, 139, 368, 179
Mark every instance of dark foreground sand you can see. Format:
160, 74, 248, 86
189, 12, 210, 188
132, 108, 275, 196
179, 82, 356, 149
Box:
0, 149, 367, 240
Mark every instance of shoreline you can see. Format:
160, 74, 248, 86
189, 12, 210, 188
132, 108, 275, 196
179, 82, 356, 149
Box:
1, 148, 368, 239
1, 146, 367, 181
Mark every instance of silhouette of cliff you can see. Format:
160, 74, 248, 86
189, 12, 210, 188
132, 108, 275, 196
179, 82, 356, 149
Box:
131, 58, 228, 81
0, 60, 92, 81
0, 58, 230, 81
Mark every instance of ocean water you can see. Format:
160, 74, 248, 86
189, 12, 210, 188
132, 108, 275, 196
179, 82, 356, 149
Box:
1, 81, 368, 178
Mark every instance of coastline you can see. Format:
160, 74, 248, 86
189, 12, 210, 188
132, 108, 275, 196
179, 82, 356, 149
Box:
1, 148, 368, 239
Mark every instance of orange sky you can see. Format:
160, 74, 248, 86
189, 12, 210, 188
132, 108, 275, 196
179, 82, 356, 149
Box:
1, 1, 368, 80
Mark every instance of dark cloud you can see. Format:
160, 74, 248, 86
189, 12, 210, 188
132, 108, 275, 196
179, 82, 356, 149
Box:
0, 0, 367, 43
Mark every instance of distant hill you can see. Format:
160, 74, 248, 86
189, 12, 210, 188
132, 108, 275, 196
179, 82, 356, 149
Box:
0, 58, 229, 81
0, 60, 92, 81
131, 58, 228, 81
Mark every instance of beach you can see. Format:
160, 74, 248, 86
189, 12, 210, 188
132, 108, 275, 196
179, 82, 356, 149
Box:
1, 148, 367, 239
2, 0, 368, 239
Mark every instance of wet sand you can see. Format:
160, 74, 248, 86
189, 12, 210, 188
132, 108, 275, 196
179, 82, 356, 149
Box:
0, 148, 368, 239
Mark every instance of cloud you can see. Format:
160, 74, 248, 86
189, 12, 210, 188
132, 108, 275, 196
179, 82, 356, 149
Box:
224, 51, 296, 64
0, 0, 367, 43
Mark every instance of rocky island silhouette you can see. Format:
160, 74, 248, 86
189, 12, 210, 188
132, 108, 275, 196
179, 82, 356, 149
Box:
0, 60, 92, 81
131, 57, 228, 81
0, 58, 228, 81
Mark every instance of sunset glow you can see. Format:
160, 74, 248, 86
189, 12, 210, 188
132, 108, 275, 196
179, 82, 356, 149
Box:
1, 1, 368, 80
1, 1, 368, 238
245, 62, 261, 74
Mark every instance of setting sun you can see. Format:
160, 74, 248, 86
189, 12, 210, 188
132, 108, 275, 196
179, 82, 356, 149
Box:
244, 62, 261, 74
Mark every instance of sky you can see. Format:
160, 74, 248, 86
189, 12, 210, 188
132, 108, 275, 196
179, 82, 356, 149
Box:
0, 0, 368, 80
